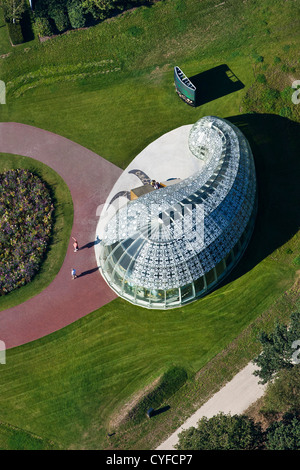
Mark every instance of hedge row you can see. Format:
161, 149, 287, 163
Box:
33, 0, 153, 37
6, 21, 25, 45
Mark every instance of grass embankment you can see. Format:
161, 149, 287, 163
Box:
0, 0, 299, 451
0, 7, 11, 55
0, 0, 299, 167
0, 154, 73, 310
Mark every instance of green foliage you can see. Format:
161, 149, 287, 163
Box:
0, 421, 58, 450
2, 0, 26, 23
262, 366, 300, 415
253, 313, 300, 384
0, 169, 54, 295
6, 20, 24, 44
261, 87, 280, 112
293, 256, 300, 266
33, 16, 53, 37
32, 0, 149, 34
265, 414, 300, 450
273, 56, 281, 64
279, 106, 292, 118
252, 52, 264, 63
81, 0, 119, 20
33, 0, 49, 19
128, 367, 188, 424
256, 73, 267, 84
126, 25, 144, 37
67, 0, 86, 29
48, 0, 70, 32
176, 413, 263, 450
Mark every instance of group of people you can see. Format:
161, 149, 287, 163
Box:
71, 236, 79, 279
151, 179, 160, 190
70, 236, 101, 279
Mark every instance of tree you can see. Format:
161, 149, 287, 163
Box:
81, 0, 119, 20
48, 0, 69, 32
253, 313, 300, 384
262, 366, 300, 415
67, 0, 86, 29
175, 413, 263, 450
265, 414, 300, 450
2, 0, 27, 23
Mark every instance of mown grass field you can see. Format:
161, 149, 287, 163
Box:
0, 0, 299, 450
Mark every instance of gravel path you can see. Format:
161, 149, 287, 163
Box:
0, 122, 122, 349
156, 361, 267, 450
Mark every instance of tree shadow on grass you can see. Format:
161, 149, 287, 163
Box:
220, 113, 300, 287
21, 8, 34, 42
151, 405, 170, 417
188, 64, 244, 107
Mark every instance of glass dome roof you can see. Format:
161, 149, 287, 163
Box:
98, 116, 257, 309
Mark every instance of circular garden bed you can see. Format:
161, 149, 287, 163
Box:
0, 169, 54, 295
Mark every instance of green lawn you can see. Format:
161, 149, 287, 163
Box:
0, 154, 73, 311
0, 8, 11, 55
0, 255, 296, 449
0, 0, 299, 451
0, 113, 298, 449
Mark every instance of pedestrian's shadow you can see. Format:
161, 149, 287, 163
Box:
80, 236, 101, 250
77, 267, 99, 278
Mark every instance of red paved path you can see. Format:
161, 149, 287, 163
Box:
0, 123, 122, 349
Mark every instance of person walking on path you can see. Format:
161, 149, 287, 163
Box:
71, 268, 77, 280
72, 237, 79, 252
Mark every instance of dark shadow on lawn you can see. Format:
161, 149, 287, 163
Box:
151, 405, 170, 417
189, 65, 244, 107
219, 113, 300, 287
20, 8, 35, 42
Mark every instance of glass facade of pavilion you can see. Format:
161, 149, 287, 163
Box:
98, 116, 257, 309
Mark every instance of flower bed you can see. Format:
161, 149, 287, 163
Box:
0, 169, 54, 295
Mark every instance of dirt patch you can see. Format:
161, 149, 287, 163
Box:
291, 270, 300, 294
108, 375, 162, 431
244, 395, 286, 431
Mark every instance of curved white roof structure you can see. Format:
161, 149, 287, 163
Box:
97, 116, 257, 309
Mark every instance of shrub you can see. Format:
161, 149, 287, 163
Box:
256, 74, 267, 84
34, 0, 49, 19
262, 367, 300, 417
253, 313, 300, 384
34, 16, 53, 37
265, 414, 300, 450
279, 106, 292, 118
6, 21, 24, 45
2, 0, 26, 23
67, 0, 86, 29
126, 25, 144, 37
48, 1, 70, 32
293, 256, 300, 266
274, 56, 281, 64
176, 413, 263, 450
261, 87, 280, 112
0, 169, 54, 295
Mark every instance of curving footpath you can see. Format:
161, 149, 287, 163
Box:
0, 123, 122, 349
157, 362, 267, 450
